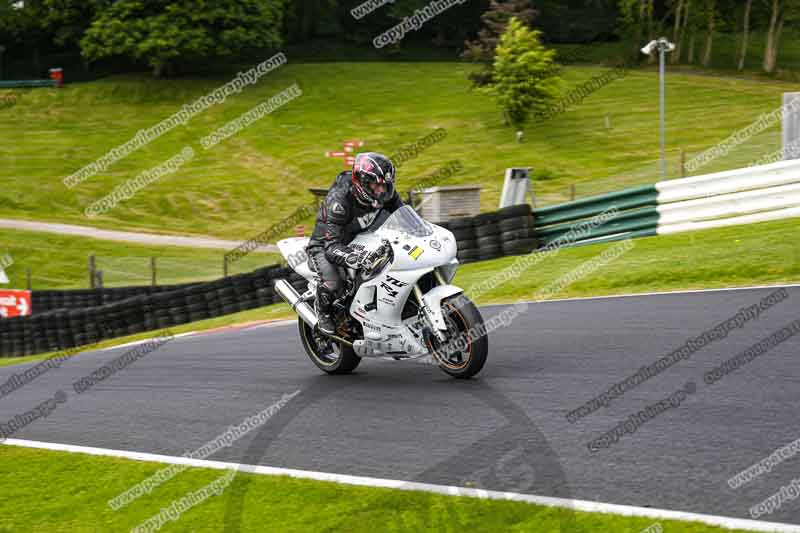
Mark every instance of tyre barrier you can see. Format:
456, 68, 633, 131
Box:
30, 283, 210, 314
1, 206, 537, 359
0, 265, 308, 358
441, 204, 538, 264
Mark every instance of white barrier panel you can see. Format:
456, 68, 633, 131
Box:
658, 206, 800, 235
657, 182, 800, 225
656, 159, 800, 203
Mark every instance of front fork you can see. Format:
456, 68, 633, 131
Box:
413, 276, 463, 343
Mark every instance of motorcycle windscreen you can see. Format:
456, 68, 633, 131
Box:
376, 205, 434, 237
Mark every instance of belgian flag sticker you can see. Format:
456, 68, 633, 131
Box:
408, 246, 424, 260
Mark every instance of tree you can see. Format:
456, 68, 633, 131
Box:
36, 0, 109, 48
701, 0, 716, 67
761, 0, 800, 73
617, 0, 655, 64
80, 0, 285, 78
737, 0, 753, 70
669, 0, 696, 63
283, 0, 340, 44
481, 18, 561, 130
463, 0, 538, 87
0, 0, 50, 75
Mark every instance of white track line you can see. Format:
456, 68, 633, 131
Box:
479, 282, 800, 308
97, 331, 196, 352
3, 438, 798, 532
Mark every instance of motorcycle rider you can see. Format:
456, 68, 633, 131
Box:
307, 152, 404, 335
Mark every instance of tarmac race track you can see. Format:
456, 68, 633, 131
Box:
1, 285, 799, 527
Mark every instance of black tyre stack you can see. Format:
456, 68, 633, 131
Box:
450, 217, 479, 264
473, 211, 504, 262
253, 265, 280, 307
496, 204, 538, 257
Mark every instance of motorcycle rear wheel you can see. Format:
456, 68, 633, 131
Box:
298, 318, 361, 374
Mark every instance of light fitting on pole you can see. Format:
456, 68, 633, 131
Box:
641, 38, 676, 56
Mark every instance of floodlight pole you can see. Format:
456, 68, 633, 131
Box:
642, 38, 675, 179
659, 42, 666, 178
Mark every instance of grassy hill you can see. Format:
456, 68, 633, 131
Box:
1, 61, 795, 243
0, 228, 279, 290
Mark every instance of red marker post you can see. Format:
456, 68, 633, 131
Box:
0, 290, 31, 318
326, 140, 365, 168
48, 68, 64, 88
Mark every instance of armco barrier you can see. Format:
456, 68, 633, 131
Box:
0, 80, 56, 89
532, 158, 800, 247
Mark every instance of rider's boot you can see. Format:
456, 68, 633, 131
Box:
315, 282, 337, 336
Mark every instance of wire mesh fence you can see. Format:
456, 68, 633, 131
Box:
93, 252, 280, 288
539, 127, 784, 206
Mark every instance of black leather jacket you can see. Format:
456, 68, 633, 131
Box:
308, 171, 403, 266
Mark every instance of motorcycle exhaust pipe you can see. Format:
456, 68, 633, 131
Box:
274, 279, 318, 329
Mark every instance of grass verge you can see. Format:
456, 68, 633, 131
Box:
0, 444, 754, 533
0, 227, 279, 290
454, 217, 800, 304
1, 62, 796, 240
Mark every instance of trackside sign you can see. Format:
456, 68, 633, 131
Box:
0, 290, 31, 318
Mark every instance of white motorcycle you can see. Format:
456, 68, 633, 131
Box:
274, 206, 488, 378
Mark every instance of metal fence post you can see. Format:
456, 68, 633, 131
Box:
680, 149, 686, 177
783, 93, 800, 161
223, 256, 229, 278
96, 270, 104, 289
150, 257, 157, 286
89, 255, 96, 289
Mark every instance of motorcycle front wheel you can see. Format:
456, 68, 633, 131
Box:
427, 295, 489, 379
298, 318, 361, 374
